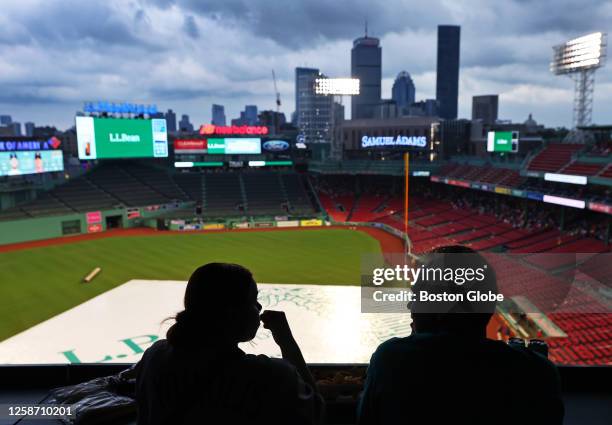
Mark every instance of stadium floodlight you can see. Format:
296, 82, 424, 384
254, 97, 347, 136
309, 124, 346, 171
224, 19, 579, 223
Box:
314, 78, 360, 95
551, 32, 607, 128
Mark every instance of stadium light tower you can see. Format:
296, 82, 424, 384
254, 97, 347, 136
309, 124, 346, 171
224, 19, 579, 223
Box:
551, 32, 607, 129
314, 77, 360, 159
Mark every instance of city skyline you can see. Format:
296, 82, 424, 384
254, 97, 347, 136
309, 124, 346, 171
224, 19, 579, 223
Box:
0, 0, 610, 130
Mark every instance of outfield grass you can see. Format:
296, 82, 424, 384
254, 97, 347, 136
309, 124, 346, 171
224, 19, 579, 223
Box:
0, 229, 381, 341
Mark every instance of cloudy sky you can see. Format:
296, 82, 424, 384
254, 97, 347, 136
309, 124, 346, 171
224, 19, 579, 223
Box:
0, 0, 610, 130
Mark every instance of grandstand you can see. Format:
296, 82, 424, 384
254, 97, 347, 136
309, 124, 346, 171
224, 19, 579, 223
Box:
0, 141, 610, 368
0, 163, 317, 221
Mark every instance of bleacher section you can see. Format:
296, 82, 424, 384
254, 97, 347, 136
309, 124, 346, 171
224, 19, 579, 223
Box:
561, 161, 605, 176
203, 173, 244, 215
437, 163, 524, 187
125, 164, 188, 200
53, 178, 118, 211
599, 164, 612, 178
87, 165, 170, 206
527, 143, 583, 172
242, 172, 286, 215
172, 173, 202, 202
0, 165, 316, 221
281, 174, 316, 215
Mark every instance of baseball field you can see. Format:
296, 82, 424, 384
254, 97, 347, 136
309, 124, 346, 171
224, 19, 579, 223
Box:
0, 227, 394, 343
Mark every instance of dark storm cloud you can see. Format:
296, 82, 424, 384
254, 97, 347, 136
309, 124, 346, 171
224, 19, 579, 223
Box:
148, 86, 252, 100
168, 0, 452, 48
1, 0, 611, 129
0, 1, 159, 50
153, 0, 611, 50
183, 15, 200, 39
511, 0, 608, 33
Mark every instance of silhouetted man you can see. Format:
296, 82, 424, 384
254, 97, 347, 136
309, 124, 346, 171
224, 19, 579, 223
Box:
358, 246, 563, 425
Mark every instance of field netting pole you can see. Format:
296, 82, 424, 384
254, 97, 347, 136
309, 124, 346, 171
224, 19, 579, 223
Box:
404, 152, 411, 258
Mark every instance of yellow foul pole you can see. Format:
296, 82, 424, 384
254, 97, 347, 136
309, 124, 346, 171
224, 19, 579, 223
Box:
404, 152, 409, 236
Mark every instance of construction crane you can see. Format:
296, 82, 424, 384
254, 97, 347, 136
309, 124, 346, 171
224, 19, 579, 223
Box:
271, 70, 281, 134
272, 69, 281, 112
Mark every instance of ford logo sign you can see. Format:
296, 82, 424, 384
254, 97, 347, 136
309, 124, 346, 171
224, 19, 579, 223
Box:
263, 140, 289, 151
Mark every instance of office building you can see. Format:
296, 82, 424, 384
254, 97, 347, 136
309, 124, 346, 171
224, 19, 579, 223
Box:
295, 67, 333, 143
259, 110, 286, 134
212, 104, 226, 126
374, 100, 398, 119
231, 106, 259, 126
24, 122, 35, 137
9, 122, 21, 136
351, 32, 382, 119
408, 99, 440, 117
392, 71, 416, 115
244, 105, 258, 125
436, 25, 461, 119
0, 115, 11, 126
471, 95, 499, 125
165, 109, 177, 133
178, 114, 194, 132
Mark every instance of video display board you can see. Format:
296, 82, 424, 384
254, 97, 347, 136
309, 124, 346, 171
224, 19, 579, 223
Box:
0, 136, 64, 176
174, 138, 261, 155
75, 117, 168, 159
0, 150, 64, 176
487, 131, 519, 153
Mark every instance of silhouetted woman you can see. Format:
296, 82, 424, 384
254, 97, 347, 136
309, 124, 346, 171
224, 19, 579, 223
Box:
135, 263, 322, 425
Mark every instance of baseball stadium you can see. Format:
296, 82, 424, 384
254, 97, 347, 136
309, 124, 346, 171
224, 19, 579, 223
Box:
0, 118, 610, 368
0, 109, 611, 425
1, 0, 612, 421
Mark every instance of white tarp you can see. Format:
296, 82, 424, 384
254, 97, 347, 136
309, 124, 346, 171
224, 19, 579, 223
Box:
0, 280, 412, 364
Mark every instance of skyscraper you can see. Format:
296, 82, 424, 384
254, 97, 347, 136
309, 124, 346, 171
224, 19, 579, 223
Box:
0, 115, 11, 125
244, 105, 258, 125
10, 122, 21, 136
351, 30, 381, 119
24, 122, 35, 137
392, 71, 416, 115
212, 104, 226, 126
471, 95, 498, 125
436, 25, 461, 120
165, 109, 177, 133
295, 67, 333, 143
178, 114, 194, 132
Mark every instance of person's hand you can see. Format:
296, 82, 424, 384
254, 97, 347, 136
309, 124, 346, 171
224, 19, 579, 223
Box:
260, 310, 295, 348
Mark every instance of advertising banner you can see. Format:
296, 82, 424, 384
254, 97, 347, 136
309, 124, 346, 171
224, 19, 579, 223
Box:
495, 187, 512, 195
203, 223, 225, 230
87, 223, 103, 233
447, 179, 470, 188
0, 136, 62, 152
262, 140, 290, 152
126, 208, 141, 220
0, 150, 64, 177
277, 220, 300, 228
254, 222, 275, 228
86, 211, 102, 224
206, 138, 261, 155
300, 219, 323, 227
174, 139, 207, 154
543, 195, 585, 209
526, 191, 544, 201
76, 116, 168, 159
588, 202, 612, 215
233, 222, 250, 229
